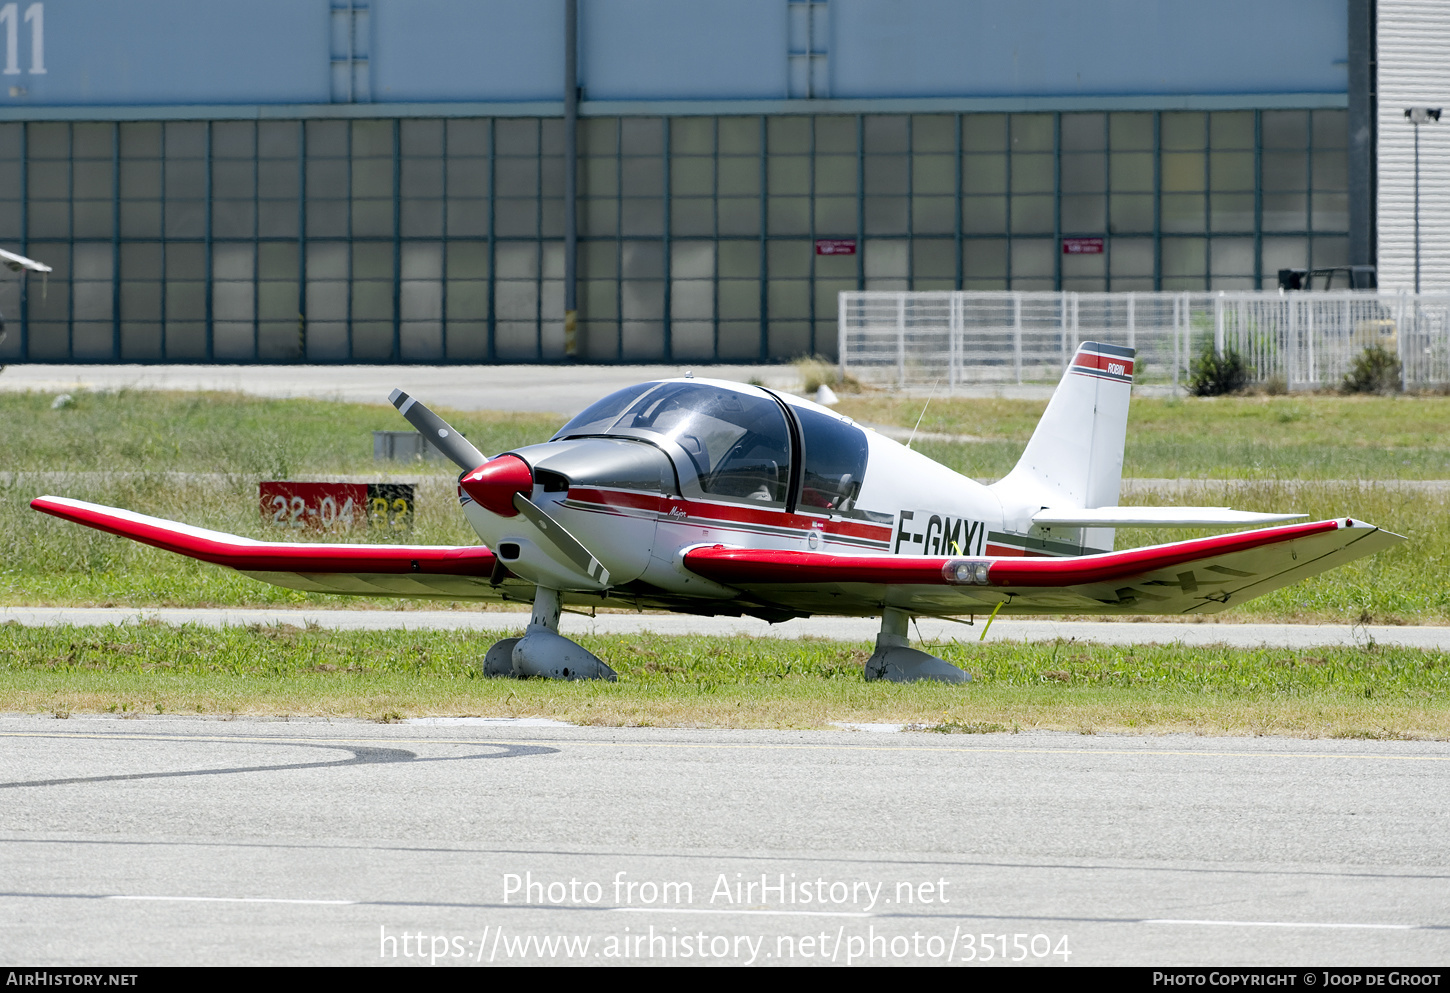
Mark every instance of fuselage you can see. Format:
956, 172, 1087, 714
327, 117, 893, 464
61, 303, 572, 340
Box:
457, 379, 1094, 612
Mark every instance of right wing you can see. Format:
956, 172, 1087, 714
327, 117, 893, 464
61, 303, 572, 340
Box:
31, 495, 516, 600
683, 518, 1405, 617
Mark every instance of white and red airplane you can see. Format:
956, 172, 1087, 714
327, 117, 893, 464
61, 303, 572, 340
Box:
31, 342, 1402, 683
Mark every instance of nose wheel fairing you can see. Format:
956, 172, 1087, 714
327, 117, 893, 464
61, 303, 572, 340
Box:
483, 587, 617, 681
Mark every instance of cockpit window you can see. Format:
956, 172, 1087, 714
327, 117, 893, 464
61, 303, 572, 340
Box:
795, 405, 870, 512
616, 383, 791, 504
552, 382, 662, 439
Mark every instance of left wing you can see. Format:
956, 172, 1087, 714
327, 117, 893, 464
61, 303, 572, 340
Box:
683, 518, 1404, 617
31, 496, 511, 600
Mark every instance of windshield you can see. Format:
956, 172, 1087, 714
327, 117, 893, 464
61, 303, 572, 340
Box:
614, 383, 791, 504
552, 382, 662, 439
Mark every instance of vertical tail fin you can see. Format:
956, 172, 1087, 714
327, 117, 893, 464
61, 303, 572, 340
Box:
991, 341, 1135, 552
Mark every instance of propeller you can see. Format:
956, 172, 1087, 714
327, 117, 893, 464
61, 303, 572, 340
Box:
391, 390, 610, 587
510, 490, 610, 586
388, 389, 488, 472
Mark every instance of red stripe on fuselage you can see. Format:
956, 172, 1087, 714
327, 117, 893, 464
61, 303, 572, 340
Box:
565, 487, 894, 543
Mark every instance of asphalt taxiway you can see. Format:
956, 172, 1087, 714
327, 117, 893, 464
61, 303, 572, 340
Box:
2, 715, 1447, 967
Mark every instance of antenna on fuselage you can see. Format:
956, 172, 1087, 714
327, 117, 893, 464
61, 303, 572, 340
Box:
904, 379, 940, 451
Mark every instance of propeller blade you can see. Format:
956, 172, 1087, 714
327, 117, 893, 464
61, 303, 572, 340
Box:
511, 492, 610, 586
388, 389, 488, 472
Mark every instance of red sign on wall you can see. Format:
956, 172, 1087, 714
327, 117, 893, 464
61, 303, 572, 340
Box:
1062, 237, 1104, 255
815, 239, 857, 255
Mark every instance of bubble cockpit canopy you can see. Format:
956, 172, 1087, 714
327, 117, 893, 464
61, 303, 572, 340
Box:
554, 380, 868, 512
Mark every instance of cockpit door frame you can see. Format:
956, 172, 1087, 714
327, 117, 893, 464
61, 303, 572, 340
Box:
758, 387, 805, 515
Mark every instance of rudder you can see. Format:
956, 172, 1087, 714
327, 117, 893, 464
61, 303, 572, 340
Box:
991, 341, 1135, 551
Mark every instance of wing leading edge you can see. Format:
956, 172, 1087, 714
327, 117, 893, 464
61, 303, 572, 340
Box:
682, 518, 1404, 617
31, 495, 506, 600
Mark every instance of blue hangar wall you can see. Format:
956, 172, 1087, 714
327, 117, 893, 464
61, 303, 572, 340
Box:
4, 0, 1346, 107
0, 1, 1351, 366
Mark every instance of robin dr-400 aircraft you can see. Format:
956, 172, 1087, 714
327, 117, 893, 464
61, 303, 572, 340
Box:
32, 342, 1403, 683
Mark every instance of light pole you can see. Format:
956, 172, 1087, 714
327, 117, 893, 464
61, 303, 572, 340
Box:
1404, 107, 1442, 294
563, 0, 579, 358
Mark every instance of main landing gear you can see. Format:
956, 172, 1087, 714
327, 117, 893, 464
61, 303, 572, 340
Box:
863, 607, 970, 684
484, 596, 962, 684
483, 587, 617, 681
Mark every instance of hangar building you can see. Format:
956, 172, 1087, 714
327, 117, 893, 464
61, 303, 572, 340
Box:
0, 1, 1418, 365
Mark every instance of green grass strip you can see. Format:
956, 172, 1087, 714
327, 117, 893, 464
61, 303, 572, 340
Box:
4, 624, 1447, 738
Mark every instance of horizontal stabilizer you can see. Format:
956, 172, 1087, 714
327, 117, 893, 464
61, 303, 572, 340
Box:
1031, 507, 1306, 528
0, 247, 51, 273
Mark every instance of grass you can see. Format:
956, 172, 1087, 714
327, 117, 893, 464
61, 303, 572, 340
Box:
5, 624, 1448, 737
1112, 480, 1449, 624
0, 389, 560, 476
835, 393, 1450, 481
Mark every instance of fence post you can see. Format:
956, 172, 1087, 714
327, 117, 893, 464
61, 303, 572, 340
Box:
1127, 293, 1136, 349
1343, 296, 1352, 387
1059, 291, 1068, 368
1239, 297, 1249, 377
1306, 296, 1316, 387
1183, 293, 1192, 383
1013, 291, 1022, 385
948, 291, 959, 389
1287, 293, 1298, 389
1172, 295, 1180, 391
837, 291, 848, 382
897, 292, 906, 388
1397, 291, 1408, 391
1214, 292, 1224, 357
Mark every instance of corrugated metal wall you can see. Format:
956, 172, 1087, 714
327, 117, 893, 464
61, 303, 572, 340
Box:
1376, 0, 1450, 291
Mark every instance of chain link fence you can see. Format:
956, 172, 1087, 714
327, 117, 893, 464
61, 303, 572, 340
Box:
838, 291, 1450, 391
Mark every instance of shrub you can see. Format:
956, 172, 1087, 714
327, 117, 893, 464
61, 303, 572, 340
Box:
1341, 344, 1402, 394
1188, 343, 1253, 396
794, 355, 863, 394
